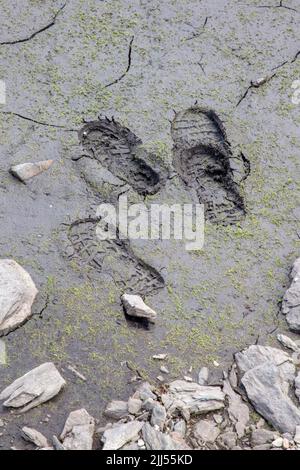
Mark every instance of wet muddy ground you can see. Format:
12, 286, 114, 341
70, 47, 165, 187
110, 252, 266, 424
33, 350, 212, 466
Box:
0, 0, 299, 449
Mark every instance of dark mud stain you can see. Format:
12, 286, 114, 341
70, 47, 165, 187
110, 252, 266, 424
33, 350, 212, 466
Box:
77, 117, 168, 196
171, 106, 246, 225
66, 217, 165, 296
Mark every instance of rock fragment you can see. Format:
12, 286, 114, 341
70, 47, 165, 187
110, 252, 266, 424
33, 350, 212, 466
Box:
223, 379, 249, 438
193, 420, 220, 443
60, 409, 95, 450
277, 333, 299, 352
198, 367, 209, 385
102, 421, 143, 450
0, 362, 65, 412
164, 380, 224, 415
0, 339, 6, 365
142, 422, 190, 450
121, 294, 157, 323
104, 400, 128, 420
0, 259, 38, 336
150, 403, 167, 430
21, 427, 49, 448
282, 258, 300, 332
10, 160, 54, 183
241, 362, 300, 434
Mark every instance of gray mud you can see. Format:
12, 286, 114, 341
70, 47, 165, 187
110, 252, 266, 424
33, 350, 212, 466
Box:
0, 0, 300, 449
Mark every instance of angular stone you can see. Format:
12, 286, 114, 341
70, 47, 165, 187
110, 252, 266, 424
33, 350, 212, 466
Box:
102, 421, 144, 450
223, 379, 249, 438
235, 345, 295, 389
128, 397, 142, 415
142, 423, 190, 450
21, 427, 49, 448
104, 400, 128, 419
10, 160, 53, 183
218, 431, 237, 449
0, 259, 38, 336
150, 403, 167, 430
60, 409, 95, 450
242, 362, 300, 433
0, 339, 6, 365
193, 420, 220, 443
173, 420, 186, 437
121, 294, 157, 323
135, 382, 156, 401
164, 380, 224, 416
251, 428, 277, 446
282, 258, 300, 332
277, 334, 299, 352
0, 362, 65, 412
294, 425, 300, 444
198, 367, 209, 385
295, 372, 300, 402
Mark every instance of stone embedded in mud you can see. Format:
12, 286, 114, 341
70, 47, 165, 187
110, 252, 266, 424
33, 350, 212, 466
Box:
0, 362, 66, 412
241, 361, 300, 434
0, 259, 38, 336
102, 421, 144, 450
104, 400, 128, 419
163, 380, 224, 415
282, 258, 300, 332
198, 366, 209, 385
10, 160, 54, 183
60, 409, 95, 450
21, 427, 49, 448
121, 294, 157, 323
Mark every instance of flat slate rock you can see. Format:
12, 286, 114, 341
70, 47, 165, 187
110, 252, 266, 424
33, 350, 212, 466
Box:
0, 362, 66, 412
241, 361, 300, 434
0, 259, 38, 336
60, 409, 95, 450
162, 380, 224, 415
102, 421, 144, 450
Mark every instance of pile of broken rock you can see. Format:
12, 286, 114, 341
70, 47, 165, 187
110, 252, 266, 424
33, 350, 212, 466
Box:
1, 257, 300, 450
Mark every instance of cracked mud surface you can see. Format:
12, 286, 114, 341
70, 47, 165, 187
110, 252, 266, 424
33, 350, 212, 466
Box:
0, 0, 300, 449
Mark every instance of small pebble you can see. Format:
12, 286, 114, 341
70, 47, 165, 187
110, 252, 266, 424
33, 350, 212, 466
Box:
153, 354, 167, 360
183, 376, 193, 382
160, 366, 169, 374
272, 437, 283, 448
156, 375, 164, 382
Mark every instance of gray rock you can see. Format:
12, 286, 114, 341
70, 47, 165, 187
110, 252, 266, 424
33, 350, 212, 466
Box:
193, 420, 220, 443
235, 345, 295, 389
282, 258, 300, 332
152, 354, 167, 360
295, 372, 300, 402
294, 425, 300, 444
0, 339, 6, 365
160, 366, 169, 374
128, 397, 142, 415
121, 294, 157, 323
173, 420, 186, 437
150, 403, 167, 430
277, 334, 299, 352
21, 427, 49, 448
242, 361, 300, 433
10, 160, 54, 182
0, 259, 38, 336
104, 400, 128, 419
218, 431, 237, 449
198, 367, 209, 385
164, 380, 224, 416
251, 429, 277, 446
223, 379, 249, 438
60, 409, 95, 450
136, 382, 156, 401
0, 362, 65, 412
142, 422, 190, 450
102, 421, 144, 450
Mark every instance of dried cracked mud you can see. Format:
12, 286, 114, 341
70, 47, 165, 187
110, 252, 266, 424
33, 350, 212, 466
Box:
0, 0, 300, 450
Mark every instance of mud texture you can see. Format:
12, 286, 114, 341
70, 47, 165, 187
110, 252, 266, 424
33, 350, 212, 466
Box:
0, 0, 300, 451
